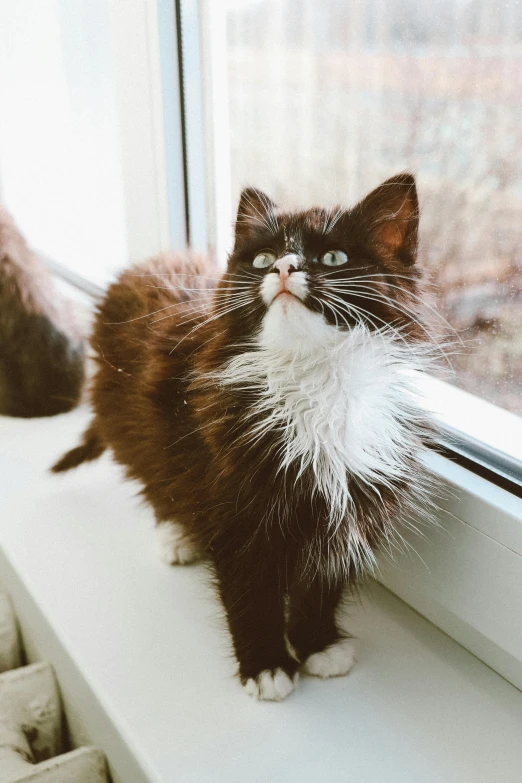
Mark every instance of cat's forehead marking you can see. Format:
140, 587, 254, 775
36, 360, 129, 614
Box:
282, 218, 303, 255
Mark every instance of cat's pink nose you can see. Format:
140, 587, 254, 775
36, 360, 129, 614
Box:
273, 255, 299, 281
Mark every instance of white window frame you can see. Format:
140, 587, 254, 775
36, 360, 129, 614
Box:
105, 0, 227, 262
108, 0, 186, 262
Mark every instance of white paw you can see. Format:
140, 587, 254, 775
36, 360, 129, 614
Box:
157, 522, 199, 565
303, 639, 355, 678
243, 669, 297, 701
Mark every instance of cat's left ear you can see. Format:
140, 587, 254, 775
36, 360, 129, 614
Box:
234, 187, 278, 244
355, 173, 419, 265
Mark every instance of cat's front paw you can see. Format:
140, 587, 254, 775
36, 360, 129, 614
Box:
242, 668, 298, 701
302, 638, 355, 678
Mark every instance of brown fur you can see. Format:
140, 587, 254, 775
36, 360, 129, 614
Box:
0, 206, 85, 417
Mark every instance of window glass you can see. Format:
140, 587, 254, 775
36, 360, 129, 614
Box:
224, 0, 522, 415
0, 0, 127, 286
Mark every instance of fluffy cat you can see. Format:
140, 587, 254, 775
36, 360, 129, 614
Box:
53, 174, 437, 700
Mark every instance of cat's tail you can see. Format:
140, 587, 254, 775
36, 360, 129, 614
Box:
51, 422, 105, 472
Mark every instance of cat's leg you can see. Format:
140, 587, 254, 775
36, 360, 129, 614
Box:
213, 547, 298, 701
287, 576, 355, 678
156, 521, 200, 565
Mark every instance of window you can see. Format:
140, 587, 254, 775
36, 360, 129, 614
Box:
2, 1, 520, 476
216, 0, 522, 422
0, 0, 128, 286
192, 0, 522, 487
0, 0, 185, 287
3, 0, 520, 478
0, 0, 520, 694
193, 2, 522, 689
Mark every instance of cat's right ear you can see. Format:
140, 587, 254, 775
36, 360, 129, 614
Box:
355, 173, 419, 266
234, 187, 278, 245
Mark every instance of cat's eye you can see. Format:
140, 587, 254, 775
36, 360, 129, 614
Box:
253, 251, 277, 269
321, 250, 348, 267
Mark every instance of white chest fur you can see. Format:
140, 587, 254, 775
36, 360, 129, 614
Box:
215, 297, 430, 529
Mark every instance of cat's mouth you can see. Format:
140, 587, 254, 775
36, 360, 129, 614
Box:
260, 270, 309, 308
271, 291, 306, 308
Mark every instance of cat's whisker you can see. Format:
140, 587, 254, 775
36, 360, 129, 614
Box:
109, 289, 254, 328
317, 266, 373, 278
321, 296, 365, 333
106, 302, 186, 325
157, 291, 255, 323
161, 295, 256, 328
131, 271, 260, 283
324, 294, 454, 380
325, 275, 464, 345
321, 289, 405, 342
334, 297, 451, 369
323, 295, 341, 329
144, 283, 253, 292
322, 283, 456, 367
107, 283, 255, 326
319, 294, 426, 370
167, 297, 260, 352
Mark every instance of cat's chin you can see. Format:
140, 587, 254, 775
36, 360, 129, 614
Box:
267, 293, 310, 326
261, 295, 332, 355
271, 291, 305, 307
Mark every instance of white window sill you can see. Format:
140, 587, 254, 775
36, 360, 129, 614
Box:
377, 446, 522, 692
419, 374, 522, 472
1, 408, 522, 782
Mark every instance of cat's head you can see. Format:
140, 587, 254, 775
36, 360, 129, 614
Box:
220, 174, 423, 347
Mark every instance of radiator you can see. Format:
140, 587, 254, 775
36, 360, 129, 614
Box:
0, 593, 107, 782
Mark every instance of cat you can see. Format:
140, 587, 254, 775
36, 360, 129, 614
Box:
52, 173, 437, 701
0, 205, 85, 417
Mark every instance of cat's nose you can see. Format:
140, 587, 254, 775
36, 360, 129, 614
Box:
273, 254, 299, 280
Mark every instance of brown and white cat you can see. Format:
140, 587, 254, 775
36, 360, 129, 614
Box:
53, 174, 437, 701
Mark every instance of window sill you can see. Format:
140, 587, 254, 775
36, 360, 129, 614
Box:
1, 409, 522, 782
378, 448, 522, 692
419, 375, 522, 489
